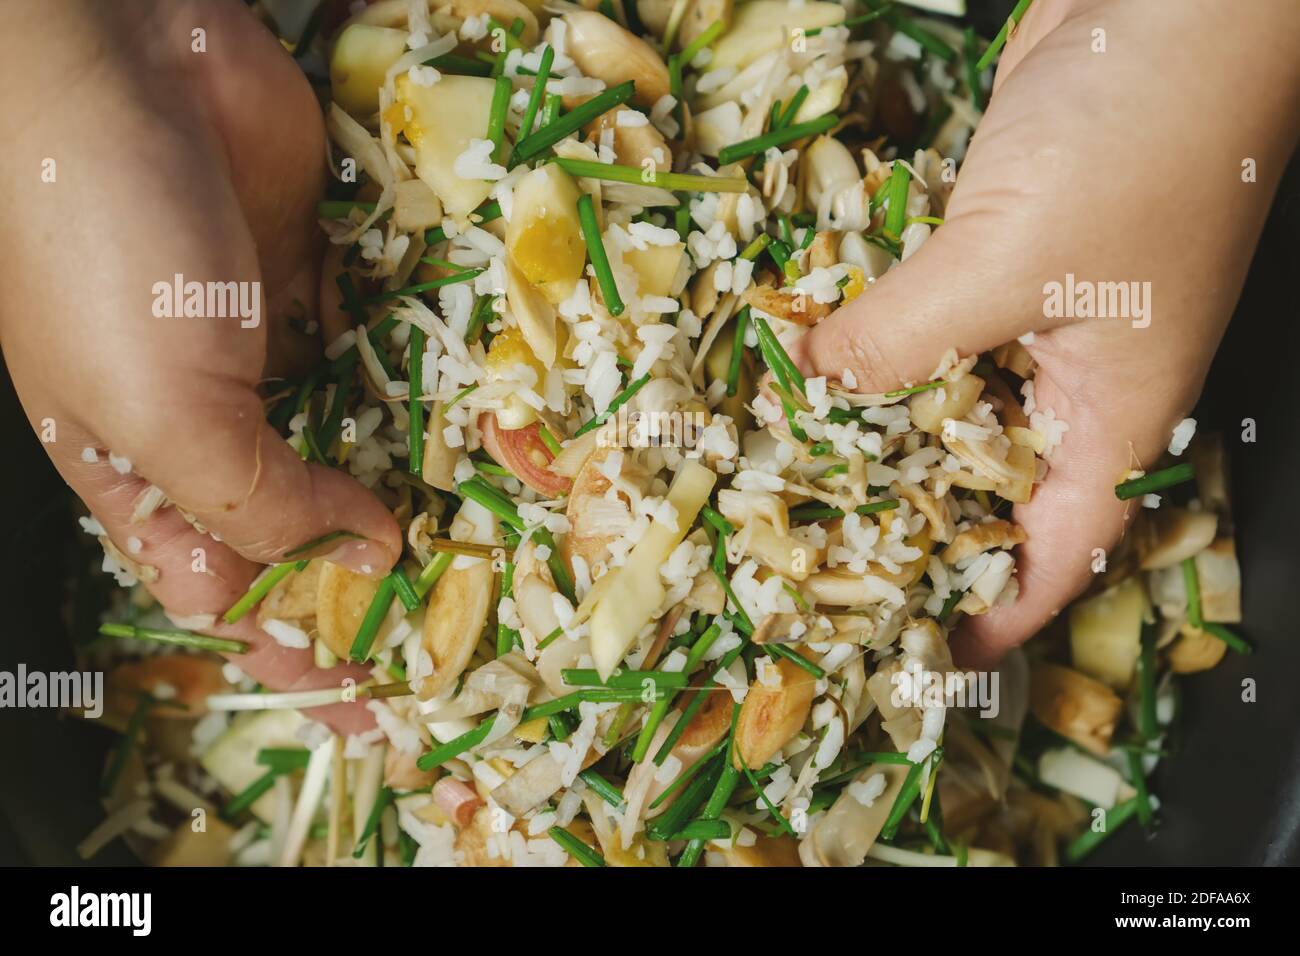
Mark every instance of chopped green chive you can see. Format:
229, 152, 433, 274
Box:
486, 75, 513, 164
562, 668, 688, 691
1064, 797, 1139, 863
725, 307, 750, 397
885, 7, 957, 62
678, 19, 724, 67
739, 233, 771, 261
349, 576, 396, 662
648, 738, 728, 811
573, 372, 650, 437
578, 769, 627, 809
879, 753, 931, 841
977, 0, 1036, 72
548, 826, 606, 866
740, 761, 797, 836
882, 161, 912, 239
101, 692, 156, 796
512, 80, 636, 164
414, 551, 454, 599
514, 45, 554, 159
577, 192, 625, 317
389, 567, 421, 612
677, 703, 742, 867
806, 5, 894, 36
1114, 462, 1195, 501
352, 787, 393, 858
752, 315, 805, 394
222, 768, 278, 820
98, 622, 248, 655
1126, 749, 1156, 832
284, 529, 364, 561
1202, 622, 1252, 654
717, 114, 838, 165
362, 267, 484, 304
222, 562, 298, 623
633, 621, 722, 762
766, 643, 826, 679
776, 86, 810, 130
1136, 620, 1158, 741
408, 326, 426, 477
554, 157, 748, 194
538, 425, 563, 456
255, 747, 311, 773
884, 379, 944, 398
540, 91, 563, 128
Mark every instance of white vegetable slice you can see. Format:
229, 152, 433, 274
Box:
1037, 747, 1129, 809
1068, 577, 1147, 689
710, 1, 846, 72
589, 460, 717, 678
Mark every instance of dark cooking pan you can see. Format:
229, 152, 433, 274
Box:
0, 0, 1297, 867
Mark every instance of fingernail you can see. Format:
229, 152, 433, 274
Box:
322, 539, 391, 578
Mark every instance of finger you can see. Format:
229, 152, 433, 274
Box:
46, 429, 377, 734
92, 370, 401, 577
794, 219, 1047, 393
948, 364, 1181, 669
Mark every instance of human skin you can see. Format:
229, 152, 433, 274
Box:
0, 0, 1296, 720
0, 0, 399, 733
794, 0, 1300, 667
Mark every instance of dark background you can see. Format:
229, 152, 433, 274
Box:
1, 0, 1297, 866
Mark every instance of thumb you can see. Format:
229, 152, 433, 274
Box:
948, 366, 1176, 670
104, 371, 401, 576
795, 218, 1046, 393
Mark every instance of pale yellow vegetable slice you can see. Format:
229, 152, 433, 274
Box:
1068, 577, 1146, 689
623, 242, 686, 299
1136, 506, 1218, 570
909, 373, 984, 435
395, 74, 497, 222
799, 763, 909, 867
504, 256, 558, 369
734, 657, 817, 768
710, 1, 846, 73
330, 24, 408, 116
589, 460, 717, 678
505, 164, 586, 305
422, 400, 458, 491
563, 10, 671, 107
316, 562, 383, 660
418, 558, 494, 700
1028, 662, 1123, 755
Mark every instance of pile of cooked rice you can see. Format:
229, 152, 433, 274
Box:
72, 0, 1246, 867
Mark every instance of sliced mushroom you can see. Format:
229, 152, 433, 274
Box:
1068, 576, 1146, 689
896, 483, 954, 544
710, 1, 845, 72
1136, 506, 1218, 570
258, 560, 323, 626
316, 562, 384, 660
1028, 662, 1123, 756
562, 445, 643, 572
799, 763, 909, 867
586, 105, 670, 170
736, 517, 820, 581
734, 657, 817, 769
941, 519, 1026, 564
385, 747, 437, 792
563, 10, 671, 107
107, 657, 230, 720
1168, 622, 1229, 673
418, 557, 495, 700
742, 284, 832, 326
1195, 537, 1242, 623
